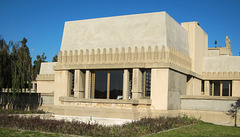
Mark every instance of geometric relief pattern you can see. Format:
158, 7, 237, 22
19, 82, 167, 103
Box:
57, 45, 192, 71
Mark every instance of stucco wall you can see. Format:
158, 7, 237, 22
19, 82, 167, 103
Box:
54, 70, 70, 105
204, 56, 240, 72
60, 12, 189, 55
181, 96, 240, 112
41, 93, 54, 105
168, 70, 187, 110
166, 14, 189, 56
37, 81, 55, 94
208, 49, 220, 57
181, 22, 208, 75
151, 69, 169, 110
39, 62, 57, 74
232, 80, 240, 97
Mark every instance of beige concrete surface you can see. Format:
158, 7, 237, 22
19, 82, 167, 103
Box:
182, 22, 208, 75
151, 69, 169, 110
232, 80, 240, 97
37, 81, 55, 94
204, 56, 240, 72
39, 62, 57, 74
54, 70, 70, 105
60, 12, 189, 55
168, 69, 186, 110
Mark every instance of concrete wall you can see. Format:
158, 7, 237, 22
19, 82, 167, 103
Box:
39, 62, 57, 74
181, 97, 239, 111
151, 69, 169, 110
41, 93, 54, 105
166, 14, 189, 56
54, 70, 70, 105
204, 56, 240, 72
60, 12, 189, 55
232, 80, 240, 97
186, 77, 201, 96
37, 81, 55, 94
181, 22, 208, 75
208, 49, 220, 57
168, 70, 187, 110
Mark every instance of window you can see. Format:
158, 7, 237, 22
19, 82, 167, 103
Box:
201, 80, 204, 94
210, 81, 232, 96
91, 70, 123, 99
142, 69, 151, 97
128, 69, 132, 99
69, 70, 75, 96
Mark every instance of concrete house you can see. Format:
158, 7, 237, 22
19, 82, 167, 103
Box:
37, 11, 240, 125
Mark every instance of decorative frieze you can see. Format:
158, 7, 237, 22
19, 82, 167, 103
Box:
202, 72, 240, 80
36, 74, 55, 81
56, 45, 191, 71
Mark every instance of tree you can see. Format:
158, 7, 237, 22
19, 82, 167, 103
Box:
226, 99, 240, 127
52, 54, 58, 62
33, 52, 47, 80
0, 37, 11, 91
11, 38, 32, 92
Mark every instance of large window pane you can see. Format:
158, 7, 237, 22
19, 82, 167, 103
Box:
110, 70, 123, 99
145, 70, 151, 97
222, 81, 230, 96
94, 71, 108, 99
214, 81, 220, 96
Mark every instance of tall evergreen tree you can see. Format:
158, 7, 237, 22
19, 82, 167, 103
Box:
33, 52, 47, 80
52, 54, 58, 62
0, 37, 11, 91
11, 38, 32, 92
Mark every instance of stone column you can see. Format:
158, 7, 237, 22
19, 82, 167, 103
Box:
204, 81, 210, 96
84, 70, 91, 99
232, 80, 240, 97
123, 69, 129, 100
54, 70, 70, 105
132, 68, 142, 99
74, 70, 85, 98
151, 69, 169, 110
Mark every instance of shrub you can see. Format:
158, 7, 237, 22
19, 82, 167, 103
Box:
0, 114, 199, 137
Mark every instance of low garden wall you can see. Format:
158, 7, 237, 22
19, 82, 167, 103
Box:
0, 92, 42, 110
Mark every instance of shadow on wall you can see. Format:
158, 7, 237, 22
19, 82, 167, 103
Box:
0, 92, 42, 111
226, 99, 240, 127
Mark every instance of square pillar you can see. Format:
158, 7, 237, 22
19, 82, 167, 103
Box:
132, 68, 142, 99
84, 70, 91, 99
123, 69, 129, 100
204, 80, 210, 96
186, 77, 201, 96
54, 70, 70, 105
74, 70, 85, 98
151, 69, 169, 110
232, 80, 240, 97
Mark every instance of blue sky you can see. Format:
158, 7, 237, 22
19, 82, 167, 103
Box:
0, 0, 240, 62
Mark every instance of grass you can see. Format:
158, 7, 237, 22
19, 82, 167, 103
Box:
0, 128, 70, 137
0, 109, 45, 114
0, 122, 239, 137
150, 122, 240, 137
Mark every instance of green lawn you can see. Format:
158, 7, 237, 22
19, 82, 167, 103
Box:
0, 128, 71, 137
149, 122, 240, 137
1, 122, 240, 137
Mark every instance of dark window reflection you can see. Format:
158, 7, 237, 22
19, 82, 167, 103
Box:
222, 81, 230, 96
70, 70, 75, 96
214, 81, 220, 96
110, 70, 123, 99
95, 71, 107, 99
